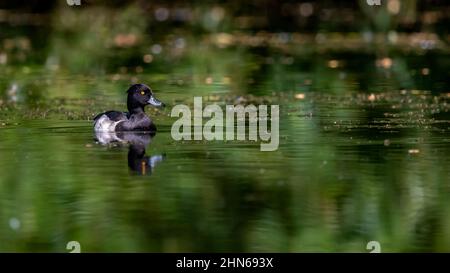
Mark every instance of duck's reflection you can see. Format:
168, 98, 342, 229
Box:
95, 131, 164, 175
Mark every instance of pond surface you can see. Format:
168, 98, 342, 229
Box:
0, 3, 449, 252
0, 75, 448, 252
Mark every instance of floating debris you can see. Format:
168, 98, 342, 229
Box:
151, 44, 163, 54
135, 66, 143, 73
9, 218, 21, 230
143, 54, 153, 63
328, 60, 339, 68
205, 76, 213, 84
384, 139, 391, 146
174, 37, 186, 49
387, 0, 401, 15
376, 57, 393, 69
0, 52, 7, 64
214, 33, 234, 48
408, 149, 420, 154
222, 76, 231, 85
7, 83, 19, 103
111, 74, 121, 81
295, 93, 305, 100
154, 7, 169, 22
299, 3, 314, 17
388, 31, 398, 44
114, 33, 138, 47
368, 93, 376, 102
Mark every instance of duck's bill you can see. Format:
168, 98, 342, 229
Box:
148, 96, 165, 107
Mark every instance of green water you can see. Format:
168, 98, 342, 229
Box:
0, 80, 448, 252
0, 2, 449, 252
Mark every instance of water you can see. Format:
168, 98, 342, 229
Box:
0, 83, 448, 252
0, 3, 449, 252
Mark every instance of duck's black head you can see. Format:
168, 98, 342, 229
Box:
126, 83, 165, 114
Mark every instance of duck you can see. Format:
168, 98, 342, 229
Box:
93, 83, 165, 132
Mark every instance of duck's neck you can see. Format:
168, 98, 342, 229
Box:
127, 99, 145, 115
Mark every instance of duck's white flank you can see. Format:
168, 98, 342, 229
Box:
94, 115, 123, 132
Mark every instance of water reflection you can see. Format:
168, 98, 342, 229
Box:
94, 131, 164, 175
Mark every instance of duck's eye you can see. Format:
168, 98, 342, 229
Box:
140, 91, 145, 95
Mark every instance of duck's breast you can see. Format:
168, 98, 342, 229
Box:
114, 113, 156, 131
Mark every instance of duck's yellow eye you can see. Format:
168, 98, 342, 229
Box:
140, 91, 145, 95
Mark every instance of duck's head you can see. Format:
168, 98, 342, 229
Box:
126, 83, 165, 113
